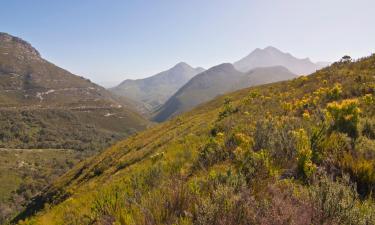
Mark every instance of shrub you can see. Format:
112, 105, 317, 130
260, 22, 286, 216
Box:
309, 175, 375, 225
197, 137, 228, 168
235, 149, 275, 184
355, 136, 375, 159
218, 98, 238, 120
293, 129, 316, 180
91, 186, 124, 224
327, 83, 343, 100
194, 185, 248, 225
340, 153, 375, 197
314, 131, 351, 166
326, 99, 360, 138
361, 119, 375, 139
362, 94, 374, 105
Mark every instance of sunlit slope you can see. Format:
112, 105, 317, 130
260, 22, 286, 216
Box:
0, 32, 150, 151
17, 55, 375, 224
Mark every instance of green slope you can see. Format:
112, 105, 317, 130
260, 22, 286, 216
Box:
0, 148, 84, 223
0, 32, 150, 151
15, 55, 375, 225
0, 32, 150, 224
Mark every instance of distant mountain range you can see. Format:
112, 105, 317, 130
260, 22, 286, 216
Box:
111, 46, 327, 122
0, 32, 149, 151
153, 64, 296, 122
110, 62, 204, 112
234, 46, 327, 75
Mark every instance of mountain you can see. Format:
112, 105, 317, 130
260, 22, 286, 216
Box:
0, 32, 151, 223
0, 32, 149, 151
110, 62, 204, 112
15, 54, 375, 224
153, 63, 296, 122
234, 46, 326, 75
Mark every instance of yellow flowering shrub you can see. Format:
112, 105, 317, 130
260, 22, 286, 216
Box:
326, 99, 360, 138
293, 129, 316, 179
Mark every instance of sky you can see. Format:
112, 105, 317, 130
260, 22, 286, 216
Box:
1, 0, 375, 87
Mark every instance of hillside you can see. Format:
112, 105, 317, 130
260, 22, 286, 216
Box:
153, 64, 296, 122
0, 148, 84, 223
15, 54, 375, 225
0, 32, 149, 151
0, 32, 150, 223
234, 46, 326, 75
110, 62, 204, 112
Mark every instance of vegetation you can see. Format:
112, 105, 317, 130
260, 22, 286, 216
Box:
10, 54, 375, 224
0, 32, 150, 224
0, 149, 85, 224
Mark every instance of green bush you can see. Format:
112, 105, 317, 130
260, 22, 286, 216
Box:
218, 98, 238, 120
197, 137, 228, 168
235, 149, 274, 184
309, 175, 375, 225
327, 83, 343, 100
314, 131, 351, 166
326, 99, 360, 138
361, 119, 375, 139
293, 129, 316, 180
253, 119, 296, 166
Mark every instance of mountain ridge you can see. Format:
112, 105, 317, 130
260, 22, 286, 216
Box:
234, 46, 326, 75
110, 62, 204, 112
153, 63, 296, 122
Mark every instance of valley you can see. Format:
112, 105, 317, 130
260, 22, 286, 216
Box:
0, 2, 374, 223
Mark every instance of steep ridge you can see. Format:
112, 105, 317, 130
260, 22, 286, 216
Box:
110, 62, 204, 112
153, 64, 296, 122
0, 32, 149, 151
15, 54, 375, 224
234, 46, 327, 75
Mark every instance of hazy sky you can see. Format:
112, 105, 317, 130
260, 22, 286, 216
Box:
1, 0, 375, 86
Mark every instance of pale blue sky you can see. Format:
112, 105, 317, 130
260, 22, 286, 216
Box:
1, 0, 374, 86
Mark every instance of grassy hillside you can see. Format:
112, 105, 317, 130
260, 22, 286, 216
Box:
15, 55, 375, 225
0, 32, 150, 223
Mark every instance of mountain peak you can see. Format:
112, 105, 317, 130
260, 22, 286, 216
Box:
174, 62, 190, 67
234, 46, 324, 75
264, 46, 281, 52
110, 62, 203, 111
212, 63, 236, 71
170, 62, 194, 72
0, 32, 41, 58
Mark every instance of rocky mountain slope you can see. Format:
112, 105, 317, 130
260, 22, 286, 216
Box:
0, 32, 149, 151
